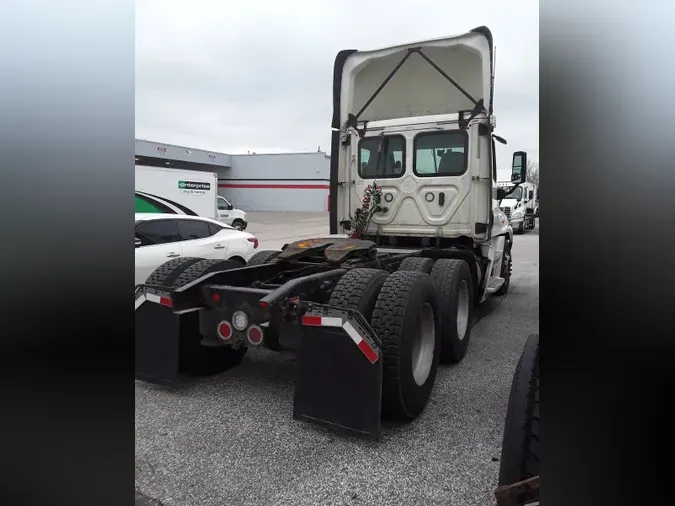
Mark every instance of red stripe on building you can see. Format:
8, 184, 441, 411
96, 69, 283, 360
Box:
218, 183, 329, 190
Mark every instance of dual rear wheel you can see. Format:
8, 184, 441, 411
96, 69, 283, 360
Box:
327, 256, 476, 421
143, 252, 479, 423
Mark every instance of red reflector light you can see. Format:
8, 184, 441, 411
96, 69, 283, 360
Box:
159, 297, 172, 307
357, 340, 378, 364
217, 321, 232, 341
247, 325, 263, 345
248, 237, 259, 249
302, 315, 322, 326
259, 301, 269, 309
212, 293, 220, 302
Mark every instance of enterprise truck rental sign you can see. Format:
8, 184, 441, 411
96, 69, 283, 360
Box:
178, 180, 211, 195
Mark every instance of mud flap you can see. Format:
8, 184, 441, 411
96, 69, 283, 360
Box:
135, 287, 201, 385
292, 305, 383, 440
135, 301, 183, 384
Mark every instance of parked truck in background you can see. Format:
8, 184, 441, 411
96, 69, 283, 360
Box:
135, 165, 248, 230
497, 181, 537, 233
135, 26, 530, 440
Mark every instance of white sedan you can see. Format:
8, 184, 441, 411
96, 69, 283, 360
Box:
135, 213, 258, 286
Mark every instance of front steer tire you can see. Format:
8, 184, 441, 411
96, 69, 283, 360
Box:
430, 259, 474, 364
143, 257, 247, 377
498, 334, 540, 486
495, 241, 513, 296
370, 271, 442, 421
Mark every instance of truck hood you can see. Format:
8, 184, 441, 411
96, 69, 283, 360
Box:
500, 199, 521, 209
338, 27, 493, 125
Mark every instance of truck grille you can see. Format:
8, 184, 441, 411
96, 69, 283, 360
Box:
500, 207, 511, 218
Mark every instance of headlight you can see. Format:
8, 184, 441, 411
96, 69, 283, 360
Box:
512, 211, 523, 219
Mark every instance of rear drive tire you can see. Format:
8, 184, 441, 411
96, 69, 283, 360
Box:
498, 334, 540, 486
370, 271, 441, 421
246, 250, 281, 266
144, 257, 203, 287
397, 256, 435, 274
429, 259, 474, 364
143, 257, 247, 377
173, 258, 243, 288
328, 268, 389, 321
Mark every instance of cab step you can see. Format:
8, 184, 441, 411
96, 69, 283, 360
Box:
485, 276, 506, 294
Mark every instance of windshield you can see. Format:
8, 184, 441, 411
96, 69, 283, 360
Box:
507, 187, 523, 200
217, 197, 231, 210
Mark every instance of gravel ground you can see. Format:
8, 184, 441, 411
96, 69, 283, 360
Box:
136, 213, 539, 506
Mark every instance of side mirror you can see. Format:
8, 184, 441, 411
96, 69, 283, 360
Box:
511, 151, 527, 184
227, 203, 234, 210
135, 237, 141, 247
496, 187, 506, 201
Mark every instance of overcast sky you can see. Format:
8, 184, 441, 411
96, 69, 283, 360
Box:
136, 0, 538, 180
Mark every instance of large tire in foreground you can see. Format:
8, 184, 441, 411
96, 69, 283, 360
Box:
370, 271, 441, 421
397, 256, 435, 274
247, 250, 281, 266
430, 259, 474, 364
498, 334, 540, 486
328, 268, 389, 322
494, 240, 513, 296
144, 257, 203, 287
143, 257, 247, 377
173, 258, 244, 288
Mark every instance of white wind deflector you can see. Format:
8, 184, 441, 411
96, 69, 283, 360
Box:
339, 30, 493, 125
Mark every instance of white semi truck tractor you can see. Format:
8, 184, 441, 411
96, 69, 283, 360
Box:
134, 26, 530, 440
497, 181, 538, 233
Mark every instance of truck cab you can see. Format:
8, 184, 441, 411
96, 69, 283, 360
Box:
217, 196, 248, 231
331, 27, 531, 292
497, 181, 537, 233
134, 26, 533, 441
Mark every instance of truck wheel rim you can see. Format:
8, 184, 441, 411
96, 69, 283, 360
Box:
412, 302, 435, 386
457, 281, 470, 340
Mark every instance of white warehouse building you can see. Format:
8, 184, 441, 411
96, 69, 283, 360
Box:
135, 139, 331, 212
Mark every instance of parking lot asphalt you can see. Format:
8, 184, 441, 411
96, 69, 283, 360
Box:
135, 213, 539, 506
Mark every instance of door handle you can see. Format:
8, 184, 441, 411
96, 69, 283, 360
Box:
214, 244, 225, 249
166, 252, 180, 258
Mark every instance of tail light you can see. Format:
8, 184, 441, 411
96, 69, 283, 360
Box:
217, 321, 233, 341
248, 237, 259, 249
246, 325, 263, 346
